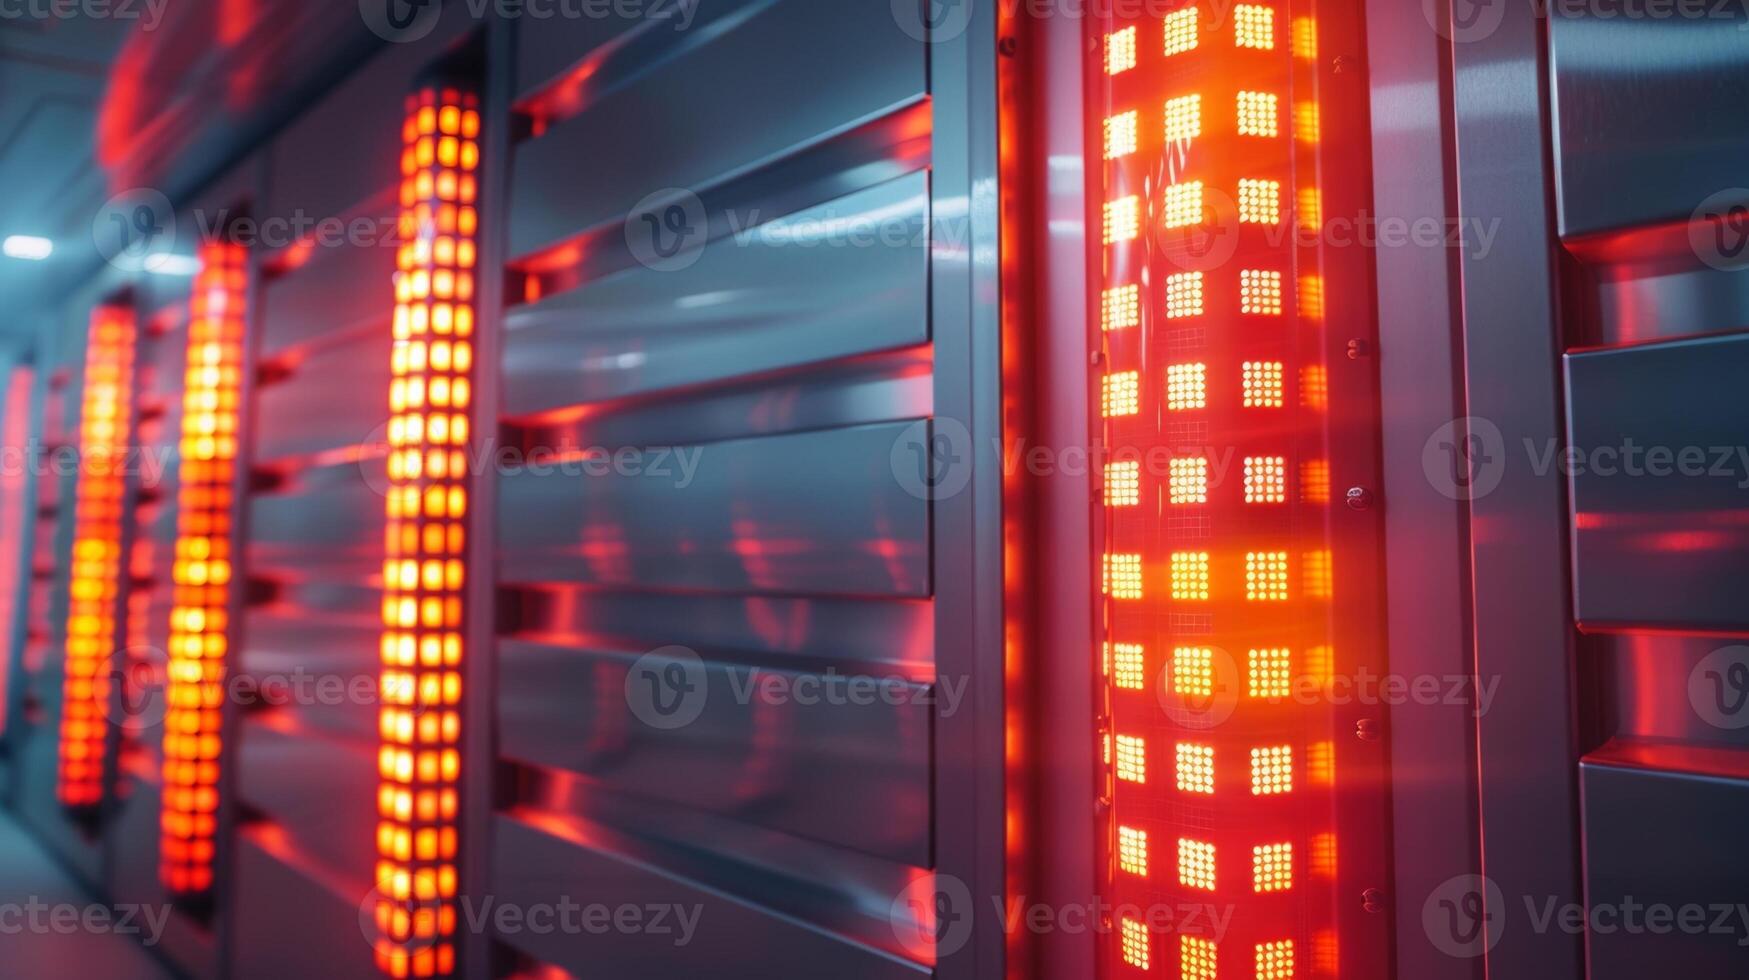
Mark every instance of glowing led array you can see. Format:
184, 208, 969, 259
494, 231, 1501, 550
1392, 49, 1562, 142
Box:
1249, 648, 1292, 699
1165, 272, 1204, 319
1235, 3, 1276, 49
1118, 826, 1150, 876
1295, 100, 1321, 143
57, 305, 136, 808
1254, 843, 1294, 893
1243, 361, 1286, 407
1105, 553, 1145, 600
1257, 940, 1296, 979
1171, 552, 1210, 601
1107, 460, 1142, 508
1178, 838, 1216, 890
1166, 363, 1206, 411
1245, 456, 1287, 504
1241, 270, 1284, 316
1237, 91, 1280, 137
1112, 642, 1146, 690
1105, 195, 1141, 244
1169, 457, 1208, 504
1106, 26, 1138, 74
1103, 284, 1141, 332
1105, 111, 1139, 160
1103, 371, 1141, 418
1164, 6, 1198, 56
1246, 551, 1291, 601
1122, 917, 1151, 969
1183, 936, 1218, 980
1164, 94, 1202, 141
1163, 181, 1205, 229
1115, 735, 1147, 784
161, 241, 248, 897
1172, 647, 1215, 698
374, 84, 481, 980
1239, 178, 1282, 224
1251, 745, 1294, 796
1176, 743, 1215, 794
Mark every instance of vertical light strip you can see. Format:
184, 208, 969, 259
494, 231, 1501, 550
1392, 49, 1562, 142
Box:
373, 83, 480, 980
160, 241, 248, 897
0, 366, 35, 734
58, 305, 136, 808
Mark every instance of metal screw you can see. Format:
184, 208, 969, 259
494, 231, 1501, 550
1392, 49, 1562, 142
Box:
1362, 888, 1386, 913
999, 36, 1019, 57
1091, 350, 1104, 366
1347, 338, 1370, 359
1346, 486, 1374, 511
1355, 718, 1380, 742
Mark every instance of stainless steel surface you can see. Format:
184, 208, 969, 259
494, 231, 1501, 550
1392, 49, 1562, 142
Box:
1581, 741, 1749, 979
1567, 334, 1749, 631
1550, 3, 1749, 240
1451, 3, 1586, 977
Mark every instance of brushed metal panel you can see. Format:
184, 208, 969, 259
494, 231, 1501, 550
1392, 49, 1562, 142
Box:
497, 423, 928, 597
499, 638, 930, 864
505, 174, 928, 419
508, 587, 933, 678
490, 811, 929, 979
513, 0, 754, 101
236, 719, 377, 885
507, 0, 923, 256
247, 458, 386, 580
1582, 741, 1749, 980
1550, 5, 1749, 238
254, 328, 391, 465
259, 240, 397, 360
231, 833, 380, 980
1567, 333, 1749, 630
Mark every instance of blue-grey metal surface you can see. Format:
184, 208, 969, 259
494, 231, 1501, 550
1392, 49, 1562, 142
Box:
1567, 334, 1749, 631
1581, 743, 1749, 979
1549, 3, 1749, 240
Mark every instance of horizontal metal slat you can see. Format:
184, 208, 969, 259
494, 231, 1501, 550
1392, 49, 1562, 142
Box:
507, 0, 923, 256
231, 833, 379, 980
247, 459, 386, 580
259, 237, 397, 359
254, 326, 391, 465
236, 719, 378, 887
497, 423, 929, 598
504, 174, 929, 418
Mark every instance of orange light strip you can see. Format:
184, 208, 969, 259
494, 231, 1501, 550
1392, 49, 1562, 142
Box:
0, 366, 34, 734
160, 241, 248, 897
373, 83, 479, 980
57, 305, 136, 808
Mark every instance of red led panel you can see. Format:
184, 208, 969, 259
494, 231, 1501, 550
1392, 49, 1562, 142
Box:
58, 305, 136, 808
160, 241, 248, 897
372, 82, 479, 980
0, 366, 33, 734
1088, 3, 1376, 977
